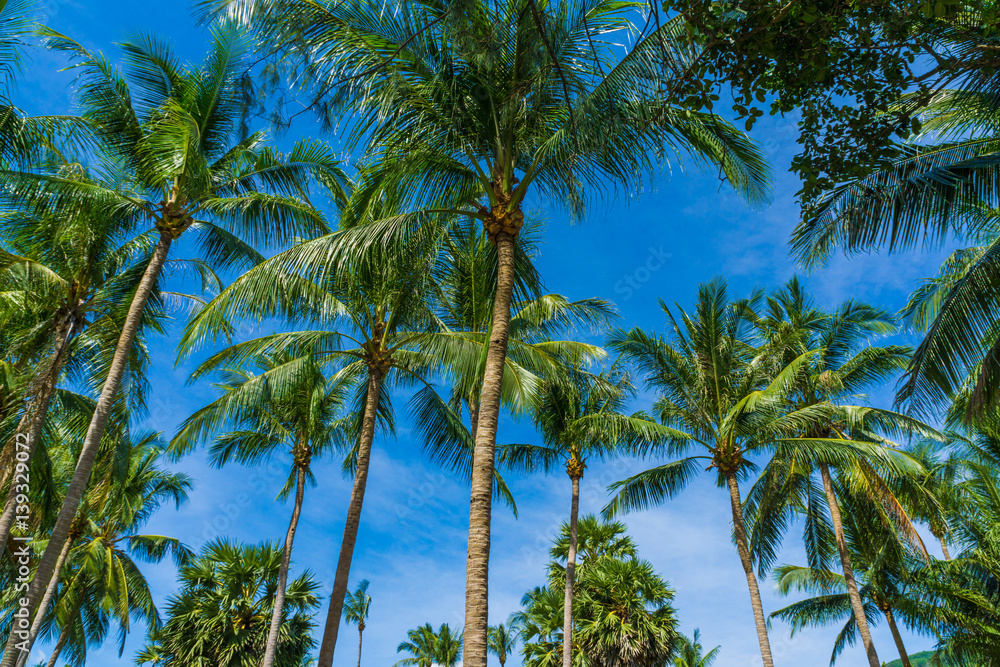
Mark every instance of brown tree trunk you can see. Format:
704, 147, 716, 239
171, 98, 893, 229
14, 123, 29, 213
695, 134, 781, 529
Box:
1, 233, 172, 667
819, 464, 880, 667
356, 623, 364, 667
42, 591, 82, 667
468, 399, 479, 442
0, 318, 74, 552
725, 471, 774, 667
261, 462, 307, 667
316, 371, 382, 667
17, 534, 74, 667
562, 473, 581, 667
884, 605, 912, 667
464, 231, 517, 667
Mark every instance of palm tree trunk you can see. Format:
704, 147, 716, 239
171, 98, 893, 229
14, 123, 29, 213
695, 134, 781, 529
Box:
561, 473, 581, 667
262, 462, 307, 667
725, 471, 774, 667
883, 605, 911, 667
819, 464, 880, 667
1, 232, 172, 667
468, 398, 479, 442
317, 370, 383, 667
42, 591, 82, 667
356, 624, 364, 667
0, 318, 74, 552
16, 534, 74, 667
465, 231, 517, 667
937, 534, 952, 561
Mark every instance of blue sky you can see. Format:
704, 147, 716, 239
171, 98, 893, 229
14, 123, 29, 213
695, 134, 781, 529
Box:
15, 1, 959, 666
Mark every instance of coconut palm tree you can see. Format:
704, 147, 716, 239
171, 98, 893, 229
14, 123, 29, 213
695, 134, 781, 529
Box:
193, 2, 774, 661
175, 215, 445, 667
499, 368, 673, 667
24, 436, 192, 667
770, 483, 943, 667
673, 629, 719, 667
603, 279, 850, 667
395, 624, 463, 667
343, 580, 372, 667
0, 164, 181, 552
487, 621, 516, 667
0, 27, 347, 661
740, 279, 935, 667
171, 348, 350, 667
135, 539, 321, 667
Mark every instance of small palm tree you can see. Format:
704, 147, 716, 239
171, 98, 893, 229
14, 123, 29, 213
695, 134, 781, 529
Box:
172, 348, 350, 667
673, 629, 719, 667
487, 621, 517, 667
518, 517, 677, 667
0, 27, 346, 660
136, 539, 321, 667
343, 580, 372, 667
500, 369, 672, 667
395, 624, 463, 667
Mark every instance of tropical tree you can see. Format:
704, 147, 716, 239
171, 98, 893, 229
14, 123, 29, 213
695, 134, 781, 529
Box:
175, 213, 443, 667
770, 484, 942, 667
0, 165, 178, 552
135, 539, 321, 667
518, 517, 677, 667
0, 27, 347, 663
673, 629, 719, 667
789, 82, 1000, 421
917, 425, 1000, 663
499, 368, 673, 667
171, 347, 350, 667
343, 580, 372, 667
603, 279, 848, 667
487, 620, 516, 667
21, 436, 192, 667
740, 278, 934, 667
395, 623, 463, 667
412, 217, 612, 500
193, 1, 774, 662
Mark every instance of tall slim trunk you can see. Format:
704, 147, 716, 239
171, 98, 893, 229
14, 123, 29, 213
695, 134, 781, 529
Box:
1, 233, 172, 667
43, 592, 82, 667
725, 471, 774, 667
15, 535, 74, 667
0, 318, 74, 552
819, 464, 880, 667
465, 231, 517, 667
43, 619, 71, 667
561, 474, 581, 667
261, 462, 307, 667
317, 371, 383, 667
883, 605, 911, 667
356, 623, 364, 667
